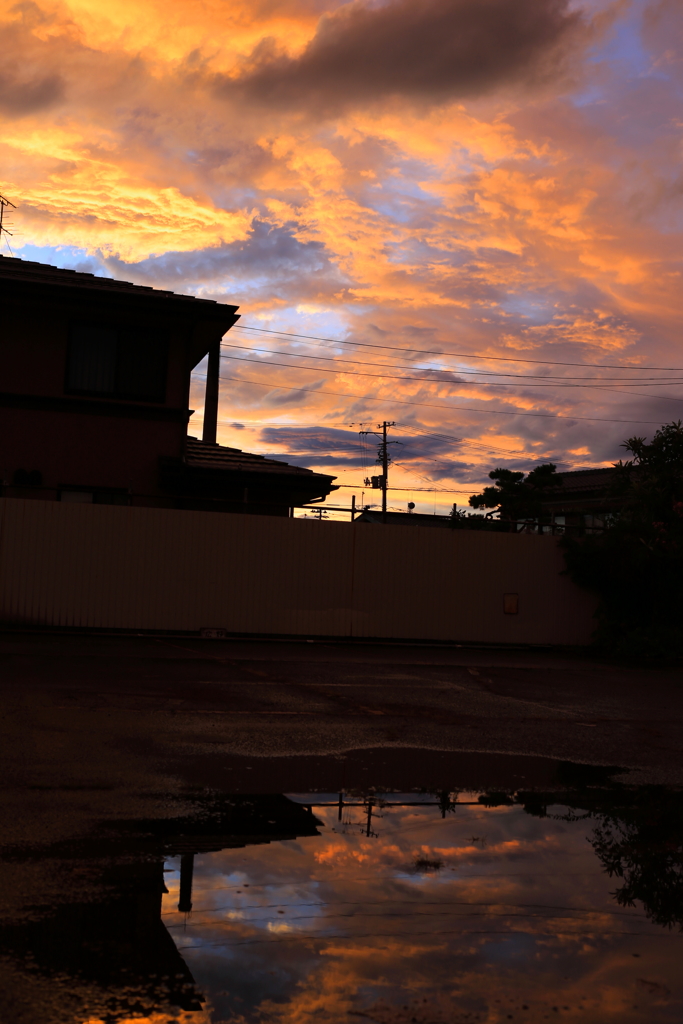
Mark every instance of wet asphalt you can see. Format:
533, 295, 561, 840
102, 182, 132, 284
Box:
0, 630, 681, 944
1, 632, 681, 813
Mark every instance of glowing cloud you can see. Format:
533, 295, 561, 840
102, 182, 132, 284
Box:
2, 0, 683, 504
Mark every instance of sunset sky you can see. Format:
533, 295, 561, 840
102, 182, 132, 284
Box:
2, 0, 682, 512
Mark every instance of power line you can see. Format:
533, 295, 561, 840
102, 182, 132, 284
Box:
398, 428, 596, 469
391, 424, 560, 461
319, 483, 474, 493
232, 324, 683, 372
393, 441, 568, 472
257, 431, 550, 464
218, 351, 683, 391
584, 386, 683, 405
221, 341, 680, 383
185, 404, 570, 460
215, 372, 667, 425
221, 346, 683, 405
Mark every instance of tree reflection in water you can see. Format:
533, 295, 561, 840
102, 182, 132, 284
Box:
590, 794, 683, 930
1, 767, 682, 1023
161, 772, 683, 1024
506, 763, 683, 931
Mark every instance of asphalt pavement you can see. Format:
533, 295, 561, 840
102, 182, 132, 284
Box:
1, 632, 681, 807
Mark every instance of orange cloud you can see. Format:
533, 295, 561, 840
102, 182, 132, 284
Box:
2, 0, 683, 503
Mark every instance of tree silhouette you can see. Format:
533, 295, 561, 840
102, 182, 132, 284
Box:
468, 463, 561, 524
562, 421, 683, 659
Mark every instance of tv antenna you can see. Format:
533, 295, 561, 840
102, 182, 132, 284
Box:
0, 193, 16, 255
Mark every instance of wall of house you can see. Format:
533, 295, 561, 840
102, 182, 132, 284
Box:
0, 499, 597, 645
0, 406, 185, 500
0, 299, 196, 501
1, 298, 193, 404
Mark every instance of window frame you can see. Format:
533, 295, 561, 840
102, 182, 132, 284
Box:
65, 322, 169, 404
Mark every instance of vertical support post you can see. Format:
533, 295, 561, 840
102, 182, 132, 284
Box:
202, 338, 220, 444
351, 495, 356, 522
338, 792, 344, 821
178, 853, 195, 913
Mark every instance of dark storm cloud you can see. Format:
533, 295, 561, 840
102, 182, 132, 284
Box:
220, 0, 587, 114
0, 8, 67, 116
262, 381, 328, 405
0, 67, 64, 116
102, 221, 350, 302
260, 426, 367, 465
259, 426, 477, 472
104, 221, 327, 280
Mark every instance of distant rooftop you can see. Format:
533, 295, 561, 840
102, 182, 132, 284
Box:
555, 466, 615, 493
355, 510, 451, 528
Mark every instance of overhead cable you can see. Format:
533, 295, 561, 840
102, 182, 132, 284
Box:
216, 372, 667, 425
232, 324, 683, 371
221, 341, 680, 383
392, 423, 561, 461
218, 351, 683, 390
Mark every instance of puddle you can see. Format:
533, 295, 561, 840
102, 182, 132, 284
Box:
1, 751, 682, 1023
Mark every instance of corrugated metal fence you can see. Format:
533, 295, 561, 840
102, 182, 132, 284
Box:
0, 499, 596, 644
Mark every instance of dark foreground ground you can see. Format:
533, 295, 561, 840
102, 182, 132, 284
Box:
2, 632, 683, 1024
2, 632, 681, 813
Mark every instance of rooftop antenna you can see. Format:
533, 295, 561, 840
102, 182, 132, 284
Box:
0, 193, 16, 256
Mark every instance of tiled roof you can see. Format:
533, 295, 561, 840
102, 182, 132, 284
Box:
0, 254, 234, 311
185, 437, 336, 481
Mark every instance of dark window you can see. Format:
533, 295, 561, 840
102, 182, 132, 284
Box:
13, 469, 43, 486
67, 325, 168, 402
59, 489, 93, 503
116, 329, 168, 401
67, 326, 117, 394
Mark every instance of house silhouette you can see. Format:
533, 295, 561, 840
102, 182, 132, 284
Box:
0, 256, 336, 515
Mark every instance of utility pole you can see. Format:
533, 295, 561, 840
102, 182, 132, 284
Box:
361, 421, 395, 524
380, 422, 390, 522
